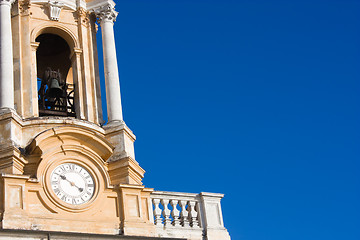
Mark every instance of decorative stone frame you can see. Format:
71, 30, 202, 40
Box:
26, 126, 113, 181
0, 125, 127, 234
30, 24, 85, 119
31, 23, 80, 52
25, 126, 114, 212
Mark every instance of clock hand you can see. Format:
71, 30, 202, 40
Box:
60, 174, 67, 180
71, 183, 83, 192
60, 175, 75, 186
60, 174, 83, 192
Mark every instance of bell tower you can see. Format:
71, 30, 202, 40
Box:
0, 0, 231, 239
0, 0, 158, 236
5, 0, 124, 123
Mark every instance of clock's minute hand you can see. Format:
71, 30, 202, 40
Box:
60, 175, 83, 192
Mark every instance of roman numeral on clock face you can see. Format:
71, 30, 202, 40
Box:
69, 164, 74, 170
53, 188, 60, 194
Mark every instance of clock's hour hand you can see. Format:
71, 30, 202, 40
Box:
60, 174, 83, 192
60, 174, 73, 185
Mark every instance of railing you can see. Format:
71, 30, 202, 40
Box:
151, 191, 231, 240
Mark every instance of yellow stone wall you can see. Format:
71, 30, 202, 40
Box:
12, 1, 102, 123
0, 1, 153, 235
0, 110, 154, 235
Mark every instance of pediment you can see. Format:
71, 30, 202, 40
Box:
25, 126, 113, 185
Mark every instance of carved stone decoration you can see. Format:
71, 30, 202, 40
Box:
47, 1, 64, 21
75, 7, 90, 26
19, 0, 31, 15
94, 4, 118, 24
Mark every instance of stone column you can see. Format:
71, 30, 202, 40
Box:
0, 0, 15, 109
30, 42, 40, 117
71, 48, 86, 120
20, 0, 34, 118
96, 5, 123, 123
90, 15, 104, 125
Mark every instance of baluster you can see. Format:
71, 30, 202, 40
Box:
152, 198, 162, 225
179, 200, 190, 227
188, 201, 199, 228
161, 199, 172, 226
170, 199, 180, 227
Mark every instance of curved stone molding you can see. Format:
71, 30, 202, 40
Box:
94, 4, 118, 24
25, 126, 113, 184
26, 126, 114, 162
31, 22, 80, 50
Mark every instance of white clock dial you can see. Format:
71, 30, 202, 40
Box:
50, 163, 95, 205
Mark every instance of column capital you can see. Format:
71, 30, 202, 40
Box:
75, 7, 90, 26
70, 48, 82, 61
19, 0, 31, 15
94, 4, 118, 24
0, 0, 15, 6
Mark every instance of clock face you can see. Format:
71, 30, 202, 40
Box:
50, 163, 95, 205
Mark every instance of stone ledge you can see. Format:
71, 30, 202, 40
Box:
0, 229, 184, 240
0, 108, 104, 133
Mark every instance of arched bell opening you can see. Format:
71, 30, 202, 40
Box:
36, 33, 76, 117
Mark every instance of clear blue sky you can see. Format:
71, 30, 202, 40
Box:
97, 1, 360, 239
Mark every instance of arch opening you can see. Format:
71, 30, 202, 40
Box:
36, 33, 71, 81
36, 33, 75, 117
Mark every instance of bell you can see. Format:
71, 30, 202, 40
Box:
47, 78, 63, 97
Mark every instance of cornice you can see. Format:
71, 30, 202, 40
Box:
29, 0, 115, 12
31, 0, 77, 10
86, 0, 115, 12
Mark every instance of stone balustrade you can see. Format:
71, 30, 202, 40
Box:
151, 191, 231, 240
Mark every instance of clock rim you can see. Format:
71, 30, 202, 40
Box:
50, 162, 95, 205
43, 159, 100, 212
